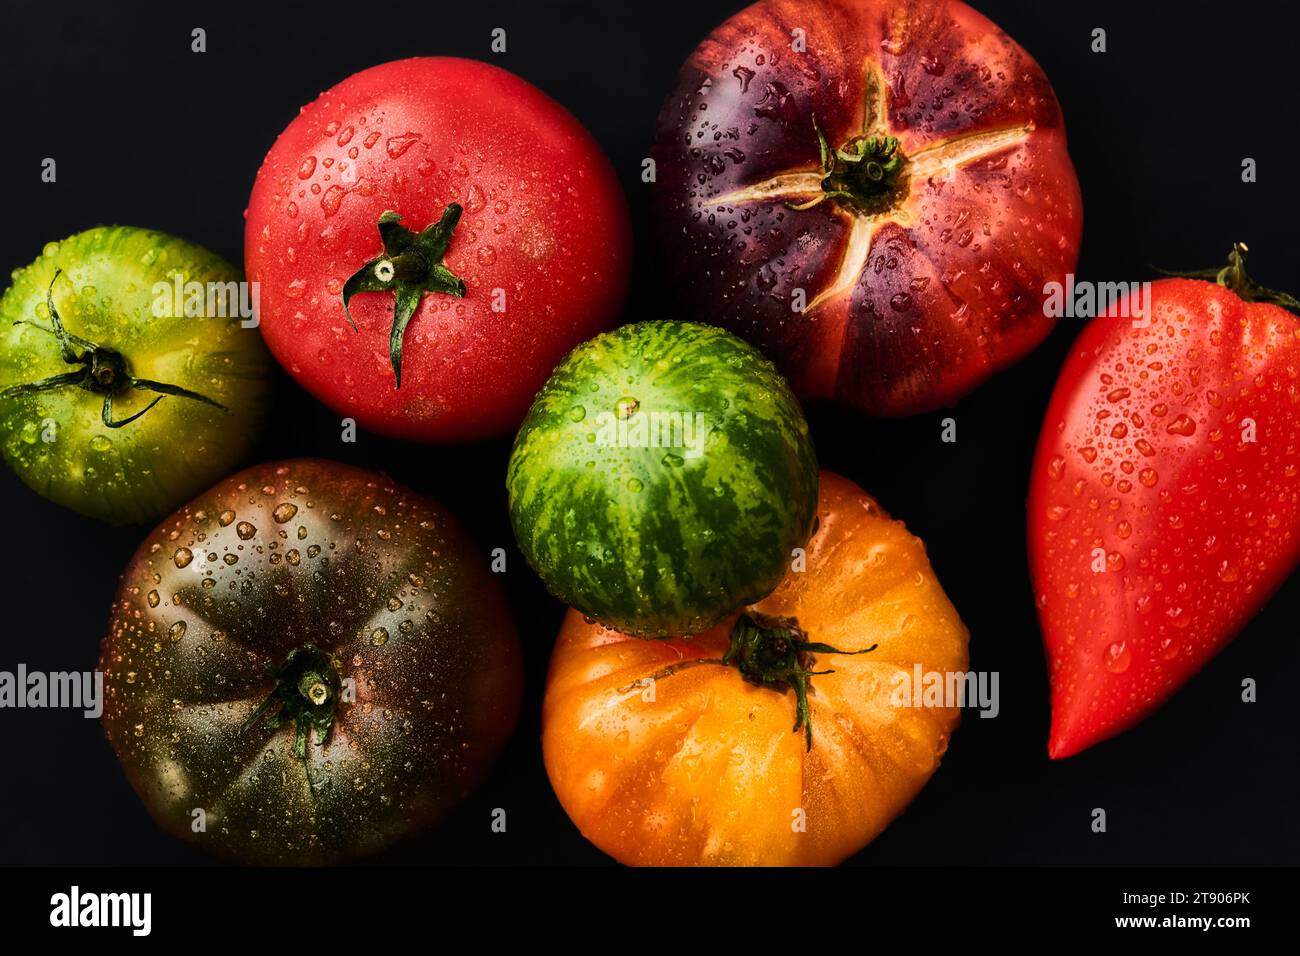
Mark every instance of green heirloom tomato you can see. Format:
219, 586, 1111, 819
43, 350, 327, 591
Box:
0, 227, 268, 523
507, 320, 818, 637
100, 459, 523, 865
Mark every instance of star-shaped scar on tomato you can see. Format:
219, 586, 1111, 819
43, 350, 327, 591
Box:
709, 65, 1034, 315
342, 203, 467, 388
0, 269, 226, 427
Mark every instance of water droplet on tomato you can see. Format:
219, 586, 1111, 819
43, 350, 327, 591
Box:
1103, 641, 1131, 673
386, 133, 421, 158
320, 185, 346, 217
921, 53, 945, 75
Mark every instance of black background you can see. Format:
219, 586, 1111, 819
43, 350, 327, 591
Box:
0, 0, 1296, 867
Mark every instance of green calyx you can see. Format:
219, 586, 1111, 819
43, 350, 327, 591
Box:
239, 644, 342, 762
341, 204, 467, 388
0, 270, 226, 427
1156, 242, 1300, 314
723, 613, 876, 751
792, 116, 910, 216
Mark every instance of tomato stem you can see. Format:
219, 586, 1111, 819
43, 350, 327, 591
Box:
791, 116, 910, 217
724, 613, 876, 751
0, 269, 228, 426
612, 614, 874, 750
240, 645, 342, 763
1155, 242, 1300, 314
341, 205, 468, 388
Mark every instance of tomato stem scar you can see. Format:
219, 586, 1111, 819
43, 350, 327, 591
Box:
0, 269, 227, 427
240, 645, 342, 766
616, 614, 876, 751
706, 61, 1033, 317
724, 613, 875, 751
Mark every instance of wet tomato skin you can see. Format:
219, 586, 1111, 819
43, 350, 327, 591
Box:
653, 0, 1081, 416
0, 227, 269, 524
543, 471, 968, 866
1029, 278, 1300, 758
100, 459, 523, 864
246, 57, 631, 442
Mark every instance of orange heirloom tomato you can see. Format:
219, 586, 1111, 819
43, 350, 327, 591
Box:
542, 470, 969, 866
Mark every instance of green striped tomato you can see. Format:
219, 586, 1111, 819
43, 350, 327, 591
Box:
507, 320, 818, 637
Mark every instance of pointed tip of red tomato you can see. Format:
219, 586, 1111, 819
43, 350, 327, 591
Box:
1048, 709, 1114, 760
1047, 698, 1103, 759
1047, 732, 1084, 760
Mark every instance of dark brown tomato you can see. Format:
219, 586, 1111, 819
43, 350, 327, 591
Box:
99, 459, 522, 864
653, 0, 1082, 416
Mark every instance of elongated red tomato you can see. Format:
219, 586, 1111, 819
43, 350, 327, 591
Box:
247, 57, 631, 442
1029, 249, 1300, 758
653, 0, 1081, 416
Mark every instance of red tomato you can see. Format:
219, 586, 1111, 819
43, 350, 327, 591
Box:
246, 58, 631, 442
1028, 247, 1300, 758
652, 0, 1081, 416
